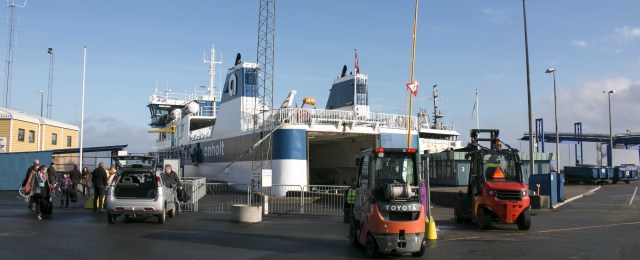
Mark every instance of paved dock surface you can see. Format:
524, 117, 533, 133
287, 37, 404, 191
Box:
1, 183, 638, 259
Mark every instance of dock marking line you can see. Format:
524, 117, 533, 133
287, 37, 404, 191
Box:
630, 187, 638, 206
441, 221, 640, 242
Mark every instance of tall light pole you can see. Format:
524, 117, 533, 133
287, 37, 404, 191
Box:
604, 90, 615, 167
37, 90, 43, 117
545, 68, 560, 171
46, 47, 54, 119
522, 0, 535, 176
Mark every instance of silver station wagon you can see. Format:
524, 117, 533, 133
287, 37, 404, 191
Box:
106, 155, 178, 224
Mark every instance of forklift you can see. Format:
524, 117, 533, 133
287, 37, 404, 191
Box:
349, 147, 426, 258
454, 129, 531, 230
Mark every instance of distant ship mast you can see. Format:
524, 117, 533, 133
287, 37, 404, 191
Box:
203, 43, 222, 97
431, 84, 444, 128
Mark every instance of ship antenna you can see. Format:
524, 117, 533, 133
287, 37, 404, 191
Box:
203, 43, 222, 96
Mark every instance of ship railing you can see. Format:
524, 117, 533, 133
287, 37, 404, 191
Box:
196, 105, 217, 117
270, 108, 419, 130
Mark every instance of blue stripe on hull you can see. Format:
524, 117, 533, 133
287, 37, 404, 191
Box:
272, 129, 307, 160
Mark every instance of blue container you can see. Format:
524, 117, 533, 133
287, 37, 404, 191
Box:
529, 173, 558, 207
557, 173, 565, 202
564, 166, 599, 184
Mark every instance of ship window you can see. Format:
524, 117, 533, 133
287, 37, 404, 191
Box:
29, 130, 35, 143
67, 136, 72, 147
245, 69, 257, 85
52, 133, 58, 145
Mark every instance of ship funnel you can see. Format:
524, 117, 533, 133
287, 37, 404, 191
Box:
235, 53, 242, 65
341, 65, 347, 77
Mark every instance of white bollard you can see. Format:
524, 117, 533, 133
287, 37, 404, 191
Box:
231, 204, 262, 223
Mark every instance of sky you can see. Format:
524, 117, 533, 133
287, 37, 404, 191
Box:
1, 0, 638, 167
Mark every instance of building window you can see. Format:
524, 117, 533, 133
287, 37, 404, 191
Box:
52, 133, 57, 145
18, 128, 25, 142
67, 136, 72, 147
28, 130, 35, 143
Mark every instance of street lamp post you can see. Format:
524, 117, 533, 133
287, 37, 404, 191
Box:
546, 68, 560, 171
37, 90, 44, 117
604, 90, 615, 167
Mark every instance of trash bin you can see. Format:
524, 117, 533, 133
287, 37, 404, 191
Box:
529, 173, 558, 207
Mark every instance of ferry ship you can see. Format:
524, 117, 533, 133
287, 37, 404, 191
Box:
148, 46, 461, 188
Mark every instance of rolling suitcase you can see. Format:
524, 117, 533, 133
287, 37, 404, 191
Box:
40, 197, 53, 217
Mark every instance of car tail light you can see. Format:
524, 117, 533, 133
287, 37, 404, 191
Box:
156, 176, 162, 187
375, 148, 385, 153
405, 148, 416, 153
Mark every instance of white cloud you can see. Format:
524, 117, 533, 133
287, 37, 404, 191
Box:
556, 78, 639, 134
481, 8, 508, 23
570, 40, 590, 48
612, 26, 640, 42
81, 116, 156, 153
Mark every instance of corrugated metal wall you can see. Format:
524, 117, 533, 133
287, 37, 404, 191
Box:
0, 151, 52, 190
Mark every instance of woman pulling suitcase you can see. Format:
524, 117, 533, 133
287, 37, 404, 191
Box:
29, 165, 53, 220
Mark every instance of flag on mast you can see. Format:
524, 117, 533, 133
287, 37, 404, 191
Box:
354, 49, 359, 75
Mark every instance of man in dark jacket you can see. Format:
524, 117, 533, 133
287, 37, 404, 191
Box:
91, 162, 108, 213
22, 159, 39, 187
164, 164, 182, 213
69, 165, 82, 194
47, 162, 57, 182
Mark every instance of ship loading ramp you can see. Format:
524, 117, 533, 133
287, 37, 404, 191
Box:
307, 131, 376, 186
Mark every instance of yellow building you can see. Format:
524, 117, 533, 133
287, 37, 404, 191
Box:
0, 107, 79, 153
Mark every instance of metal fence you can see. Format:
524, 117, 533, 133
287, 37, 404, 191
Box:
185, 183, 349, 215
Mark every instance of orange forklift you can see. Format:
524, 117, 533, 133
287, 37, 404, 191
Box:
349, 148, 426, 258
454, 129, 531, 230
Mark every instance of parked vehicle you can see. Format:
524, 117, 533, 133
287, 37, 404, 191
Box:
613, 164, 640, 184
105, 155, 178, 224
454, 129, 531, 230
349, 147, 426, 258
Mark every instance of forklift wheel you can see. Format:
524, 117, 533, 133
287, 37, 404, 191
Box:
411, 239, 427, 257
454, 205, 463, 224
517, 209, 531, 230
365, 234, 380, 258
477, 208, 491, 230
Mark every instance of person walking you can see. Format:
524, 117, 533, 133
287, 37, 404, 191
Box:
163, 164, 182, 213
29, 165, 52, 220
47, 162, 57, 183
107, 166, 117, 186
81, 166, 92, 197
22, 159, 40, 210
91, 162, 108, 213
69, 165, 81, 195
57, 173, 73, 208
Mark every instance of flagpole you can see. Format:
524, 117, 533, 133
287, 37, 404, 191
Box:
79, 46, 86, 172
476, 89, 480, 129
407, 0, 419, 149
